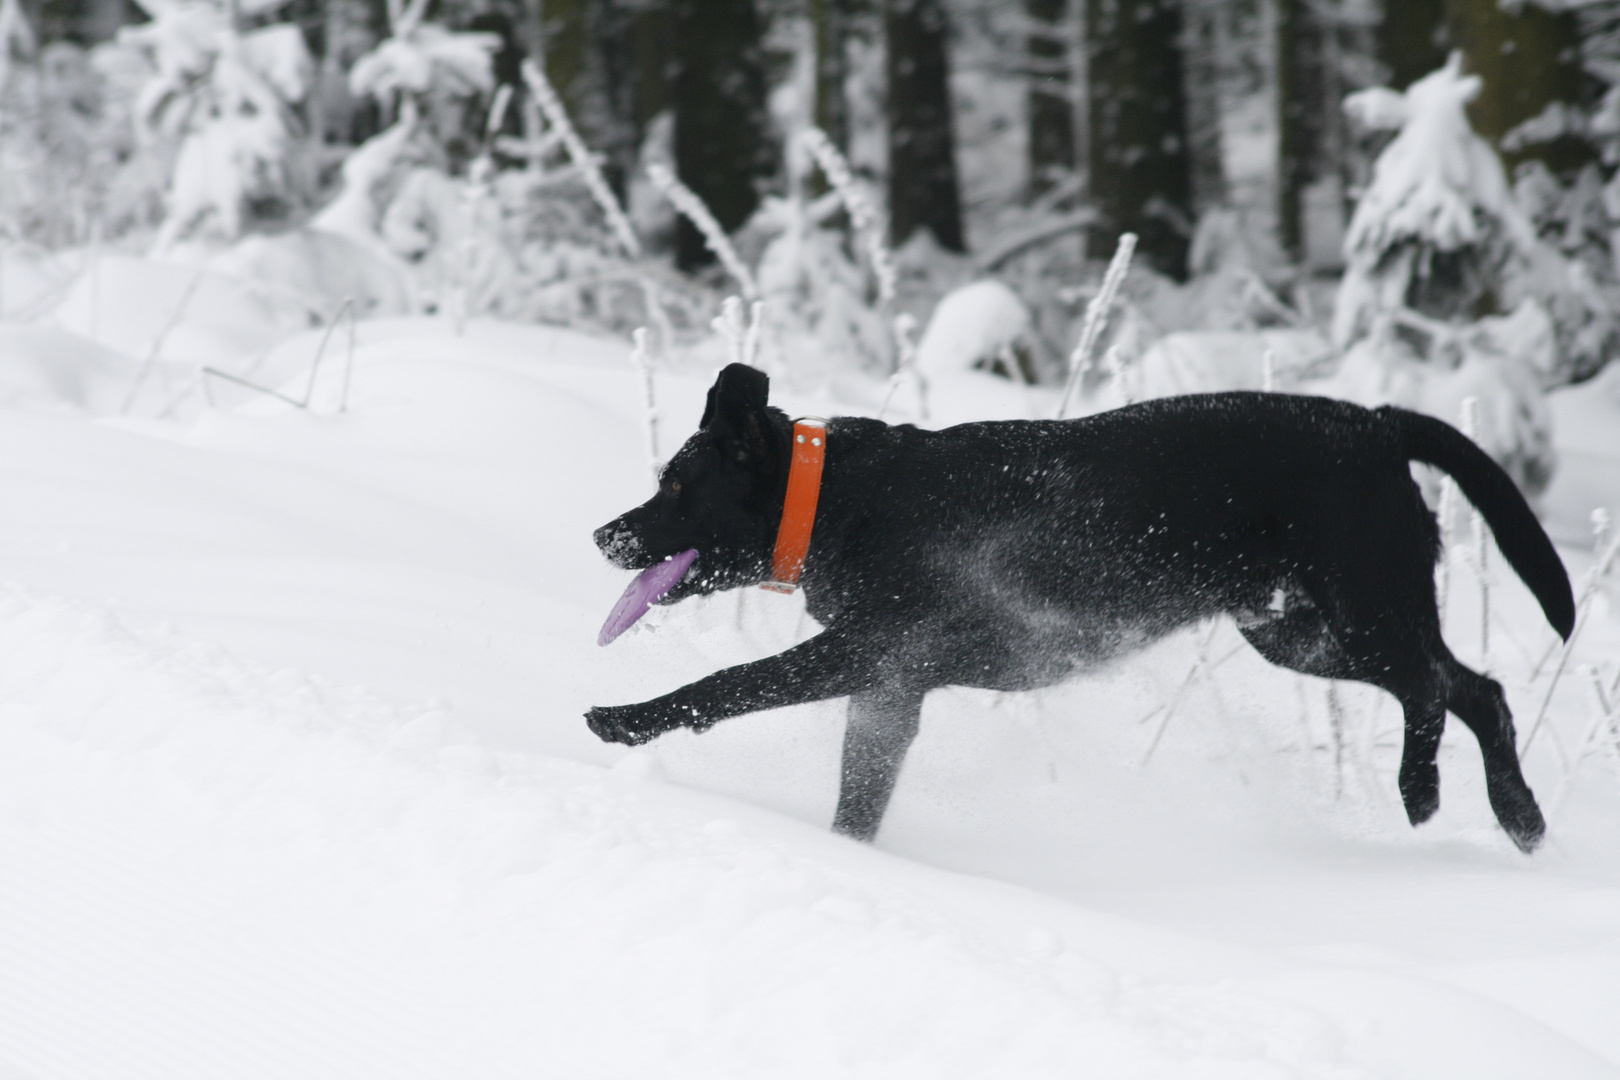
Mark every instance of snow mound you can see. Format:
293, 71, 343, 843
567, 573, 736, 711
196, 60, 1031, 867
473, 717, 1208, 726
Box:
0, 323, 133, 414
916, 279, 1035, 381
50, 253, 312, 365
0, 585, 1380, 1079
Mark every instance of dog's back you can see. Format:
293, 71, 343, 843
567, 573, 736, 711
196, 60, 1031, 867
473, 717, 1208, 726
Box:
805, 393, 1435, 687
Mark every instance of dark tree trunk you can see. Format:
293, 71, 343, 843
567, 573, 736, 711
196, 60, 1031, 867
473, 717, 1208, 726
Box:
1026, 0, 1076, 200
812, 0, 851, 152
1377, 0, 1446, 90
1445, 0, 1593, 175
542, 0, 637, 196
1277, 0, 1329, 263
1181, 0, 1225, 215
28, 0, 133, 45
541, 0, 589, 117
630, 2, 671, 132
1085, 0, 1194, 279
886, 0, 965, 252
671, 0, 773, 271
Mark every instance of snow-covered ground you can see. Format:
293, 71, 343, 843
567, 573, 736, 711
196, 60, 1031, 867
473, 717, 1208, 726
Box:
2, 303, 1620, 1078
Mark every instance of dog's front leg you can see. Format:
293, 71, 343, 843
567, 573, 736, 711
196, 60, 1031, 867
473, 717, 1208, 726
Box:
832, 687, 925, 842
586, 625, 888, 746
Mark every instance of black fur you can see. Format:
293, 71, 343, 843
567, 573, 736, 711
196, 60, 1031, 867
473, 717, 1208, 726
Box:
590, 364, 1575, 852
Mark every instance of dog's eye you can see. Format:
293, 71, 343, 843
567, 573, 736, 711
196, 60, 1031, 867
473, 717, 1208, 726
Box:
670, 479, 681, 494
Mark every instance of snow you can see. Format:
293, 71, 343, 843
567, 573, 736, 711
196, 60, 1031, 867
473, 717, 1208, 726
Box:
915, 279, 1033, 378
2, 295, 1620, 1077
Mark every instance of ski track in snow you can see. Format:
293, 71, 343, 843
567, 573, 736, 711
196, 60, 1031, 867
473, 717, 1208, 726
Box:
0, 315, 1618, 1077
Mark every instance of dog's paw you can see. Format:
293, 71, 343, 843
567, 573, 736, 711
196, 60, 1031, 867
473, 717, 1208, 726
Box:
586, 703, 678, 746
1398, 762, 1440, 827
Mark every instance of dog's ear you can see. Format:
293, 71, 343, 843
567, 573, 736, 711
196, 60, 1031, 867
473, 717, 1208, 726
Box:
700, 363, 771, 464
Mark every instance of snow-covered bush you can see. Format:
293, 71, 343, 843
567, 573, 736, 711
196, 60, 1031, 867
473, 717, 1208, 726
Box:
1335, 54, 1617, 391
914, 279, 1037, 382
743, 127, 902, 381
1323, 55, 1584, 493
0, 38, 166, 248
346, 0, 499, 167
321, 0, 497, 257
753, 193, 894, 379
116, 0, 318, 249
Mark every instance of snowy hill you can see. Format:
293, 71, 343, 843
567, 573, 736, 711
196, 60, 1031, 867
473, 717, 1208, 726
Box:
2, 313, 1620, 1078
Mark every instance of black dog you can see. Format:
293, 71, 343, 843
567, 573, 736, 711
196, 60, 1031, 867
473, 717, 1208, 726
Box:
590, 364, 1574, 852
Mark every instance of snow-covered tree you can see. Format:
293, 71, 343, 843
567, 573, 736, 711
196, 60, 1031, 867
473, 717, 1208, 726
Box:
347, 0, 500, 166
1334, 54, 1617, 391
1325, 55, 1584, 495
118, 0, 316, 248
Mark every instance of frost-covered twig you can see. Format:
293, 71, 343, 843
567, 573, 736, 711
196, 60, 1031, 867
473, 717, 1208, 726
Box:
628, 327, 660, 486
1057, 232, 1136, 419
647, 162, 757, 300
520, 59, 642, 260
635, 277, 678, 363
1261, 348, 1276, 393
712, 296, 749, 366
801, 127, 897, 306
1547, 663, 1620, 822
877, 313, 927, 421
1141, 620, 1227, 768
1436, 460, 1459, 632
743, 300, 766, 368
1461, 397, 1490, 671
1103, 344, 1131, 405
123, 270, 204, 415
202, 298, 358, 414
1523, 508, 1620, 759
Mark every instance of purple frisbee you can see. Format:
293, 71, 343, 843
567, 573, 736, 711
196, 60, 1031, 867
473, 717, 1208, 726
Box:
597, 548, 699, 646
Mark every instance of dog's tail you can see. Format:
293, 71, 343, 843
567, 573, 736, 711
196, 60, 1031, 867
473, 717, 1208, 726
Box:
1383, 405, 1575, 639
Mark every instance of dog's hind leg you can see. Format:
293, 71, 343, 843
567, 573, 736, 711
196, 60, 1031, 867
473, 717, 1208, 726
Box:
1356, 653, 1541, 851
1442, 657, 1545, 852
831, 687, 926, 842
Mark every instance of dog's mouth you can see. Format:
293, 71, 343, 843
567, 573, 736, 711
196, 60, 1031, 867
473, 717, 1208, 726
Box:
597, 548, 701, 645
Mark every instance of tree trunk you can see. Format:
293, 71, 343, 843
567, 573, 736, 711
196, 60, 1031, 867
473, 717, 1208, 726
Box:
886, 0, 965, 252
1181, 0, 1226, 215
1277, 0, 1329, 263
671, 0, 772, 271
1085, 0, 1194, 279
1026, 0, 1076, 200
1444, 0, 1592, 176
541, 0, 638, 196
812, 0, 851, 152
630, 2, 670, 132
1377, 0, 1446, 90
27, 0, 131, 44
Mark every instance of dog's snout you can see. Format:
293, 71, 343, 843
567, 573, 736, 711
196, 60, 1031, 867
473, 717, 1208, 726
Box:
594, 519, 645, 568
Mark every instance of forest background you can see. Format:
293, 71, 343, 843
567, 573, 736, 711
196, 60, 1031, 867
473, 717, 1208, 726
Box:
7, 0, 1620, 406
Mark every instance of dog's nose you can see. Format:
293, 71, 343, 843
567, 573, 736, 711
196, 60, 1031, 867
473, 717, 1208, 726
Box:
594, 519, 644, 566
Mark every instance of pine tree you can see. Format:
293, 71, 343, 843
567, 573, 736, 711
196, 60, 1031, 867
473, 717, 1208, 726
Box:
886, 0, 964, 252
1084, 0, 1193, 278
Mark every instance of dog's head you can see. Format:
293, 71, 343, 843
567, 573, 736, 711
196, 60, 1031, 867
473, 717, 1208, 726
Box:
593, 363, 789, 602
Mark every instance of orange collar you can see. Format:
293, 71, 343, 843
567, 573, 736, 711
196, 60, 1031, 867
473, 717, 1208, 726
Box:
761, 418, 826, 593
